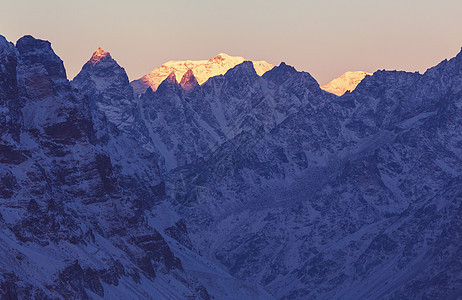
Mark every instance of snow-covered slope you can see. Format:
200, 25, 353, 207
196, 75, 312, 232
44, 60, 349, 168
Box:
320, 71, 372, 96
130, 53, 274, 96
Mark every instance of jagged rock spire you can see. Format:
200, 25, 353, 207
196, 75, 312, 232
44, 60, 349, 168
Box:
156, 71, 180, 94
180, 69, 199, 92
71, 46, 134, 130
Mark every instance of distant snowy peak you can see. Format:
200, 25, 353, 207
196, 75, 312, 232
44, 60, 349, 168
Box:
320, 71, 372, 96
130, 53, 274, 96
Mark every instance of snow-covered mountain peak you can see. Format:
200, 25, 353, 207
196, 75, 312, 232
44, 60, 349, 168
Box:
71, 46, 135, 130
320, 70, 372, 96
76, 47, 124, 75
213, 52, 232, 58
89, 46, 111, 64
2, 32, 462, 300
208, 52, 243, 63
130, 53, 274, 96
72, 46, 130, 90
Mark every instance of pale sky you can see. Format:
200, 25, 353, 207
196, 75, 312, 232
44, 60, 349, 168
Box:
1, 0, 461, 84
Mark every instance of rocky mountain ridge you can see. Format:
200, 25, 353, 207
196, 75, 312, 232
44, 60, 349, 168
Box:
1, 33, 461, 299
167, 48, 462, 299
0, 35, 270, 299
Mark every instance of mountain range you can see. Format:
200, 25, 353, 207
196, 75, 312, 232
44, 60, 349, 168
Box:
0, 34, 461, 299
130, 53, 274, 97
130, 53, 371, 98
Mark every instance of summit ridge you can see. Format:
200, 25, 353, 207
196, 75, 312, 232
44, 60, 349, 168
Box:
130, 53, 274, 96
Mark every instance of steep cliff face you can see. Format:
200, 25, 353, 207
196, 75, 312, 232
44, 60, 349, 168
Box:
0, 35, 270, 300
0, 36, 21, 143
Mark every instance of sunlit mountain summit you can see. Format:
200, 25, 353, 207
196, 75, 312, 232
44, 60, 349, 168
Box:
130, 53, 274, 96
320, 71, 373, 96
